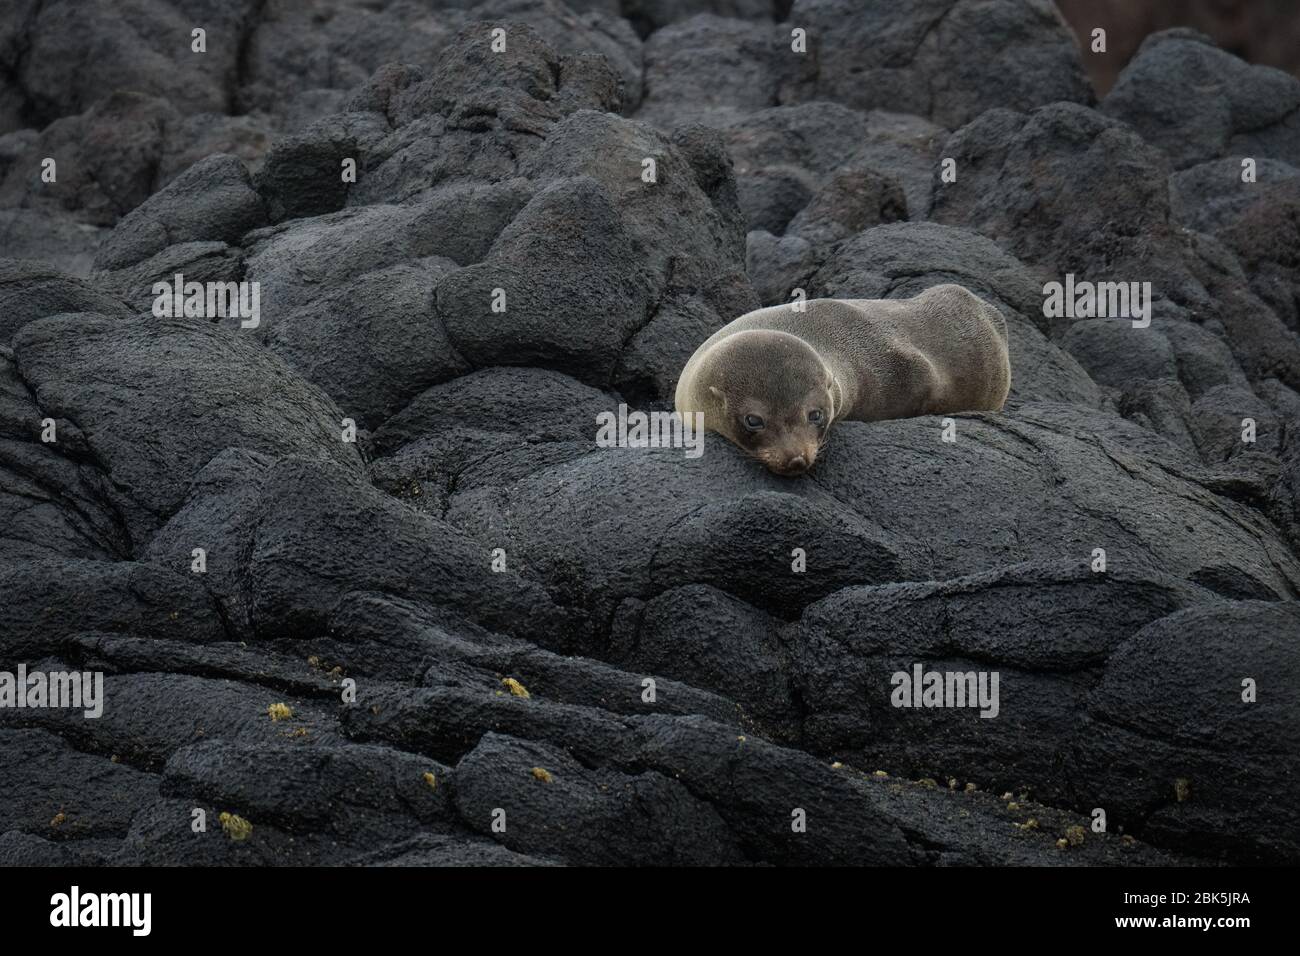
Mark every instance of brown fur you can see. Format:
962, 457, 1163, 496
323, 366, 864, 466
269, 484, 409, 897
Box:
674, 285, 1011, 475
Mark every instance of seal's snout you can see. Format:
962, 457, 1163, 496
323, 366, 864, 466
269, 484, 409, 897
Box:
769, 448, 816, 477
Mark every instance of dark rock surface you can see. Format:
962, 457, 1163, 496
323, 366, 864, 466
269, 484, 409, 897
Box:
1101, 29, 1300, 171
784, 0, 1093, 128
0, 1, 1297, 868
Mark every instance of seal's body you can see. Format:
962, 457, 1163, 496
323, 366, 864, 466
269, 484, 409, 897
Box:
674, 284, 1010, 475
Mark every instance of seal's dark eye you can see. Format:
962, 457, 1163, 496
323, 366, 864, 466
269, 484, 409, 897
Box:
743, 414, 765, 431
808, 409, 824, 425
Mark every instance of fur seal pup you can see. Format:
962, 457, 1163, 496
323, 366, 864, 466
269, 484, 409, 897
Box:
674, 284, 1010, 476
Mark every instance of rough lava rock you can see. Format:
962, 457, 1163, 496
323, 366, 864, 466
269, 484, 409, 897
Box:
1102, 29, 1300, 171
1, 1, 1298, 869
785, 0, 1093, 128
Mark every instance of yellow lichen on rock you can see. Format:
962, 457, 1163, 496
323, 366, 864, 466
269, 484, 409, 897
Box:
219, 812, 253, 842
423, 771, 438, 791
1174, 778, 1191, 802
1065, 825, 1086, 846
531, 767, 553, 783
50, 811, 66, 827
501, 677, 530, 699
267, 702, 293, 721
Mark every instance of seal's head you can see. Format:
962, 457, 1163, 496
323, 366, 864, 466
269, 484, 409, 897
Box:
698, 330, 838, 476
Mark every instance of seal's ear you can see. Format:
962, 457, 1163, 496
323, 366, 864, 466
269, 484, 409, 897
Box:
824, 372, 842, 420
708, 386, 728, 409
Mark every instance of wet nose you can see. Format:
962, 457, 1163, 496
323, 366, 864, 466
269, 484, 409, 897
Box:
785, 455, 808, 474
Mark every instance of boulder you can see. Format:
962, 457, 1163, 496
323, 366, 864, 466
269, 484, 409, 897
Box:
1102, 29, 1300, 170
785, 0, 1093, 128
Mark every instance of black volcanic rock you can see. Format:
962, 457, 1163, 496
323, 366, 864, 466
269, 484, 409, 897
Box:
1168, 157, 1300, 235
93, 154, 267, 271
13, 312, 362, 548
784, 0, 1092, 128
725, 104, 946, 234
1078, 600, 1300, 864
0, 259, 131, 343
930, 101, 1300, 398
1216, 177, 1300, 335
0, 0, 1298, 870
1102, 29, 1300, 171
636, 14, 790, 128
